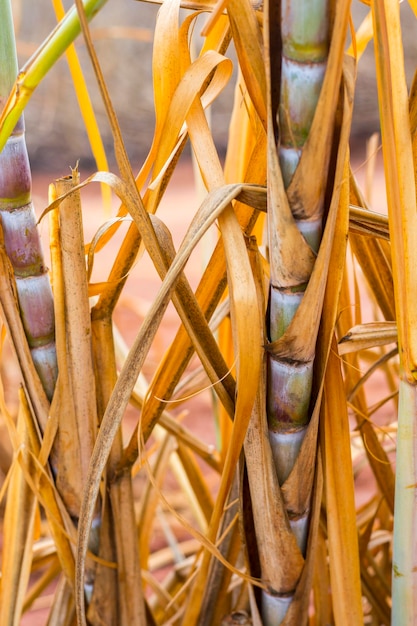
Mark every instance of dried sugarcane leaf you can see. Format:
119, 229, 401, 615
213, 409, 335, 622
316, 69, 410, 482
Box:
176, 442, 214, 524
178, 99, 263, 624
198, 478, 242, 626
86, 495, 120, 626
349, 173, 395, 322
320, 338, 364, 624
224, 71, 266, 185
136, 4, 230, 206
136, 236, 226, 443
349, 204, 389, 240
86, 216, 132, 275
150, 50, 233, 201
51, 171, 98, 520
147, 211, 236, 418
280, 401, 320, 517
128, 386, 222, 472
17, 394, 77, 588
409, 0, 417, 18
226, 0, 267, 129
373, 0, 417, 380
152, 0, 181, 131
410, 67, 417, 177
361, 563, 392, 625
75, 172, 262, 625
138, 6, 232, 214
136, 0, 218, 8
23, 556, 62, 615
0, 397, 36, 626
43, 576, 75, 626
138, 431, 175, 567
338, 321, 397, 354
91, 316, 145, 626
346, 9, 373, 60
47, 174, 252, 424
338, 274, 396, 514
137, 131, 267, 449
311, 524, 332, 625
349, 233, 394, 322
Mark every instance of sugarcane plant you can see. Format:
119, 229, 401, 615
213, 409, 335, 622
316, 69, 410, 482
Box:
0, 0, 57, 402
0, 0, 417, 624
242, 0, 363, 623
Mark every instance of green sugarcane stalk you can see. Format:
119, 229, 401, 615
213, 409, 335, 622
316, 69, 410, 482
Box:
0, 0, 57, 401
268, 0, 329, 510
391, 378, 417, 624
264, 1, 329, 622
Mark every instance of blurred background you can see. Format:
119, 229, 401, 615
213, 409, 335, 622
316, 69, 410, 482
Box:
10, 0, 417, 173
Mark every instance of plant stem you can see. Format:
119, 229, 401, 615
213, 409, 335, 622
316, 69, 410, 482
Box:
391, 377, 417, 624
267, 0, 329, 440
263, 0, 329, 621
279, 0, 329, 187
267, 0, 329, 501
0, 0, 57, 401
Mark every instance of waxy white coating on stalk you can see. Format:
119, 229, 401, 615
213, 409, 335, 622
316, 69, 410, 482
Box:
269, 427, 307, 485
289, 514, 309, 556
15, 275, 55, 344
280, 57, 326, 148
391, 378, 417, 624
31, 344, 59, 401
296, 216, 322, 253
278, 146, 301, 188
0, 202, 45, 274
267, 358, 313, 428
269, 287, 303, 340
262, 591, 293, 626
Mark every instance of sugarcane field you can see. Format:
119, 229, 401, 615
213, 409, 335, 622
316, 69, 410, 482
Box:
0, 1, 416, 625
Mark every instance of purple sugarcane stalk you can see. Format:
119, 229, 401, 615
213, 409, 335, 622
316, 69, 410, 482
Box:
0, 1, 57, 401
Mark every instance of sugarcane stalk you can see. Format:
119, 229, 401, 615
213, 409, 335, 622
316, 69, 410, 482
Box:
278, 0, 329, 190
267, 0, 330, 497
371, 1, 417, 621
268, 0, 329, 512
264, 0, 329, 622
391, 378, 417, 624
0, 0, 57, 401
